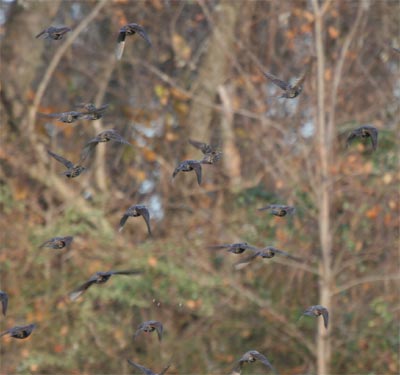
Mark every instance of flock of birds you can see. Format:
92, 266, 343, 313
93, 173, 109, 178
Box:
2, 16, 395, 375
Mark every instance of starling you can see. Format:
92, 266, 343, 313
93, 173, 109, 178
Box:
134, 320, 163, 341
36, 26, 71, 40
119, 205, 152, 236
116, 23, 152, 60
80, 129, 131, 161
258, 204, 295, 217
39, 236, 73, 249
0, 291, 8, 316
346, 125, 378, 151
188, 139, 222, 165
208, 242, 259, 254
47, 150, 85, 178
231, 350, 277, 375
302, 305, 329, 329
77, 103, 109, 120
172, 160, 202, 185
69, 270, 141, 301
38, 110, 85, 123
234, 246, 301, 270
127, 359, 170, 375
0, 323, 36, 339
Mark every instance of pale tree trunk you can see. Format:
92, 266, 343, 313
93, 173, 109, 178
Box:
312, 1, 333, 374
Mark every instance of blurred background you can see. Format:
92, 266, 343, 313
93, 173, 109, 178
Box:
0, 0, 399, 374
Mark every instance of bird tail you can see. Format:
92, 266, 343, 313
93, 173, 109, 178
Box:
116, 41, 126, 60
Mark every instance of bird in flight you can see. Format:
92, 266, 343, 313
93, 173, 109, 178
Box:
36, 26, 71, 40
258, 204, 295, 217
47, 150, 85, 178
208, 242, 259, 254
172, 160, 203, 186
69, 270, 141, 301
39, 236, 73, 249
346, 125, 378, 151
231, 350, 277, 375
0, 291, 8, 316
38, 110, 86, 123
76, 103, 109, 120
119, 205, 152, 236
134, 320, 163, 341
127, 359, 170, 375
188, 139, 222, 165
301, 305, 329, 329
0, 323, 36, 339
116, 23, 152, 60
233, 246, 301, 270
80, 129, 131, 161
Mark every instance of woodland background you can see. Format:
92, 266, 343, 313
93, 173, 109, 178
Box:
0, 0, 399, 374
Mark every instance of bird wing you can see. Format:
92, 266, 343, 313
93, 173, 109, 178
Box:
0, 292, 8, 316
158, 364, 171, 375
35, 29, 47, 38
133, 25, 152, 46
291, 71, 307, 90
153, 321, 163, 341
191, 162, 202, 185
322, 308, 329, 329
127, 360, 154, 375
262, 71, 289, 90
257, 205, 272, 211
116, 34, 126, 60
63, 236, 74, 247
270, 248, 301, 261
47, 150, 74, 168
137, 206, 152, 236
118, 214, 130, 232
208, 244, 231, 250
253, 352, 275, 372
188, 139, 213, 154
368, 127, 378, 151
233, 251, 260, 270
109, 270, 141, 276
80, 140, 100, 163
69, 278, 96, 301
346, 130, 358, 148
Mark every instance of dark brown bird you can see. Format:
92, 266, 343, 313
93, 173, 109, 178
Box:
119, 205, 152, 236
0, 323, 36, 339
36, 26, 71, 40
116, 23, 152, 60
134, 320, 163, 341
208, 242, 259, 254
346, 125, 378, 151
39, 110, 85, 123
258, 204, 295, 217
188, 139, 222, 165
69, 270, 141, 301
231, 350, 277, 375
0, 291, 8, 316
47, 150, 85, 178
261, 60, 312, 99
127, 359, 170, 375
77, 103, 109, 120
80, 129, 131, 161
39, 236, 73, 249
233, 246, 301, 270
172, 160, 202, 185
302, 305, 329, 329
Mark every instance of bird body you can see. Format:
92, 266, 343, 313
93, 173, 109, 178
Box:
39, 111, 85, 123
39, 236, 73, 249
127, 359, 170, 375
119, 205, 152, 235
36, 26, 71, 40
47, 150, 85, 178
0, 323, 36, 339
134, 320, 163, 341
258, 204, 295, 217
0, 291, 8, 316
262, 70, 306, 99
172, 160, 202, 185
188, 139, 222, 165
302, 305, 329, 329
78, 103, 109, 120
208, 242, 258, 254
69, 270, 141, 301
116, 23, 151, 60
231, 350, 277, 374
346, 125, 378, 151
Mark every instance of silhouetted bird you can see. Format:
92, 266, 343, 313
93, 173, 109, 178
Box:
172, 160, 202, 185
39, 236, 73, 249
134, 320, 163, 341
116, 23, 152, 60
36, 26, 71, 40
258, 204, 295, 217
119, 205, 152, 236
0, 291, 8, 316
208, 242, 258, 254
47, 150, 85, 178
231, 350, 277, 375
80, 129, 131, 161
234, 246, 301, 270
188, 139, 222, 165
127, 359, 170, 375
346, 125, 378, 151
77, 103, 109, 120
302, 305, 329, 329
39, 110, 85, 123
69, 270, 141, 301
261, 61, 312, 99
0, 323, 36, 339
